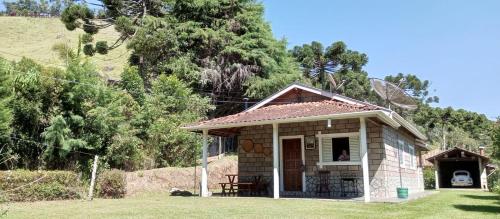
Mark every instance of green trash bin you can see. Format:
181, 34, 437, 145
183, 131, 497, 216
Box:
397, 187, 408, 199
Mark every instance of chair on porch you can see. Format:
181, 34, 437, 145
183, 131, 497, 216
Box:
340, 172, 359, 198
250, 175, 268, 196
316, 170, 331, 197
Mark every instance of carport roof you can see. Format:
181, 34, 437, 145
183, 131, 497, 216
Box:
425, 147, 489, 162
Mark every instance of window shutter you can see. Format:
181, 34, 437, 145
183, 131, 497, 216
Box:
322, 138, 333, 161
409, 145, 415, 168
349, 137, 360, 161
398, 140, 405, 166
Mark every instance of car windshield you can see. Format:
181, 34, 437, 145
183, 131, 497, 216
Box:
455, 172, 468, 176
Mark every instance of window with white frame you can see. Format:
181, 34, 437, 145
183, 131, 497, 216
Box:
398, 139, 405, 166
319, 133, 361, 163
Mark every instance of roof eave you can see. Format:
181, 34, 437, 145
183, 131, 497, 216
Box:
182, 110, 400, 131
390, 112, 428, 141
425, 147, 490, 162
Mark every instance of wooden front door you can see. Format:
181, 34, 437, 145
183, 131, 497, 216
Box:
283, 138, 302, 191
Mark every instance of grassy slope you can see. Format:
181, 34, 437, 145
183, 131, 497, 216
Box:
0, 16, 129, 79
4, 190, 499, 219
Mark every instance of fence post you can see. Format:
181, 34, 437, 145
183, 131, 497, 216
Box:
88, 155, 99, 201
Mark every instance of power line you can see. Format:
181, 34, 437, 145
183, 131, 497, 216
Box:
7, 68, 288, 104
8, 136, 98, 157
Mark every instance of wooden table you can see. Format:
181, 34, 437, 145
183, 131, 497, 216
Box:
226, 174, 238, 195
220, 174, 256, 196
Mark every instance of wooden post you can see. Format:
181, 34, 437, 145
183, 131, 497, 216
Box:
201, 129, 209, 197
478, 157, 487, 189
360, 117, 370, 202
434, 159, 439, 189
318, 131, 323, 169
272, 123, 279, 199
88, 155, 99, 201
218, 136, 223, 159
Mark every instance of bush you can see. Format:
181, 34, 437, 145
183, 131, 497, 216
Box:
487, 170, 500, 194
97, 169, 126, 198
0, 170, 82, 202
423, 167, 436, 189
95, 41, 108, 55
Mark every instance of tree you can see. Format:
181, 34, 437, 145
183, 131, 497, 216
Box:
39, 0, 49, 14
120, 66, 145, 105
412, 105, 493, 151
61, 0, 302, 116
491, 120, 500, 160
291, 41, 372, 100
141, 75, 213, 167
0, 58, 13, 146
49, 0, 62, 16
385, 73, 439, 104
42, 115, 86, 169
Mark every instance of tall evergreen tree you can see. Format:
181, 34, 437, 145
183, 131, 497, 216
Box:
61, 0, 302, 115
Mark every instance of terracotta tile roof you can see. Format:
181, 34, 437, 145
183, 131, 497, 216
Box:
421, 148, 442, 166
185, 100, 379, 129
425, 147, 490, 162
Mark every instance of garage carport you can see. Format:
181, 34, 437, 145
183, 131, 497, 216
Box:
426, 147, 489, 189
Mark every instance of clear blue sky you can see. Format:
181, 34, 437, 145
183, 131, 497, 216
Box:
262, 0, 499, 120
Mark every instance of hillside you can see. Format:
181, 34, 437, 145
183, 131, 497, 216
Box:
125, 155, 238, 196
0, 16, 129, 79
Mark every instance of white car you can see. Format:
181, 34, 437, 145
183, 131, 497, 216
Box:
451, 170, 473, 187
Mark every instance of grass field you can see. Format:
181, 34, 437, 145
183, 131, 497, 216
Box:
3, 190, 499, 219
0, 16, 129, 79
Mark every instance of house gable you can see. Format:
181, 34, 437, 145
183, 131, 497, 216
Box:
246, 83, 363, 112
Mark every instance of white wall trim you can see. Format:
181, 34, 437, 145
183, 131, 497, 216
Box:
316, 132, 359, 138
316, 132, 361, 167
279, 135, 306, 192
246, 84, 322, 112
360, 117, 370, 202
316, 161, 362, 166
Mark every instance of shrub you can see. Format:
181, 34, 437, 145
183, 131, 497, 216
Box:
423, 167, 435, 189
0, 170, 82, 202
95, 41, 108, 54
487, 170, 500, 194
97, 169, 126, 198
83, 44, 95, 56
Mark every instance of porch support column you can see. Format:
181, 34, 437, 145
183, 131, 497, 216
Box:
478, 157, 485, 189
360, 117, 370, 202
272, 123, 280, 199
434, 159, 439, 189
201, 129, 209, 197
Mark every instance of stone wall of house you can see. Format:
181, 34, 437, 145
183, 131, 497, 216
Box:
238, 119, 378, 197
236, 118, 423, 199
381, 126, 424, 198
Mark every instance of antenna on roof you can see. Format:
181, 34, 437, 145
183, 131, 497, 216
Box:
369, 78, 418, 110
328, 74, 345, 93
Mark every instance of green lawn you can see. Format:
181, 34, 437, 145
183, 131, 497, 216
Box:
2, 190, 499, 219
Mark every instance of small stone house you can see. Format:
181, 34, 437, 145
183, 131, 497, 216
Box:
184, 83, 428, 202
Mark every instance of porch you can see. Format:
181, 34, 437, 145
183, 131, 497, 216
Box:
197, 117, 374, 202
